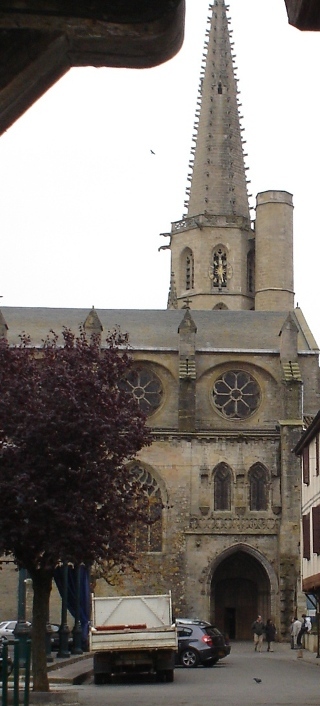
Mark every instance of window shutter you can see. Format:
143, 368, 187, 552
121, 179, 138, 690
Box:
312, 506, 320, 555
302, 513, 310, 560
302, 446, 310, 485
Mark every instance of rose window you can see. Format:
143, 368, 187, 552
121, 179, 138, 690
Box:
212, 370, 260, 419
122, 367, 163, 415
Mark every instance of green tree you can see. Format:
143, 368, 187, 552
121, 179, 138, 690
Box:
0, 327, 151, 691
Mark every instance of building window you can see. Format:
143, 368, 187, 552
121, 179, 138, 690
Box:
249, 464, 268, 511
212, 370, 260, 420
210, 248, 227, 289
316, 435, 319, 476
303, 513, 311, 559
213, 303, 228, 310
247, 250, 255, 294
185, 249, 194, 291
120, 366, 163, 416
312, 506, 320, 555
302, 447, 310, 485
214, 463, 231, 510
129, 465, 163, 552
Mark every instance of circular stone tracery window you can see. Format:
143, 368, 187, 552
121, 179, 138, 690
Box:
122, 367, 163, 416
212, 370, 261, 419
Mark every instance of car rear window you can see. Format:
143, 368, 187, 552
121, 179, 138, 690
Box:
178, 627, 193, 638
205, 627, 222, 637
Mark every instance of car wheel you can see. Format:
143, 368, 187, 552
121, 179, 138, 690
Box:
180, 648, 199, 668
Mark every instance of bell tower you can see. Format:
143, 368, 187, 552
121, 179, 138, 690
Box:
166, 0, 253, 311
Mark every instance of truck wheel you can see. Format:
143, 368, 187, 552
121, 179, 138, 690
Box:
165, 669, 174, 682
94, 673, 104, 685
156, 669, 174, 683
180, 648, 199, 668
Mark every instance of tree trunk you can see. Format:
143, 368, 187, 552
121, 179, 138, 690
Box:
30, 569, 52, 691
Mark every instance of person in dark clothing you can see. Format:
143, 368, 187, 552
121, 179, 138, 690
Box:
297, 614, 310, 647
265, 618, 276, 651
251, 615, 265, 652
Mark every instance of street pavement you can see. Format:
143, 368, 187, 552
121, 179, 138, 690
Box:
47, 641, 320, 706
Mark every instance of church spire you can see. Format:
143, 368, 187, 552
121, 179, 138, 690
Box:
166, 0, 254, 311
185, 0, 250, 220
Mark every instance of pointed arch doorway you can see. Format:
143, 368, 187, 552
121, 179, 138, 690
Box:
210, 548, 272, 640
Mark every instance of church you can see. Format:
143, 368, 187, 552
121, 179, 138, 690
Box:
1, 0, 319, 640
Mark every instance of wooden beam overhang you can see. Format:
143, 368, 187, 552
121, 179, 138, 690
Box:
0, 0, 185, 135
284, 0, 320, 31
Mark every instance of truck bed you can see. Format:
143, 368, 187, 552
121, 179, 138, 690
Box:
90, 625, 177, 652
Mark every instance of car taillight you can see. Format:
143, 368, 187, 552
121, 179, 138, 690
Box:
201, 635, 213, 646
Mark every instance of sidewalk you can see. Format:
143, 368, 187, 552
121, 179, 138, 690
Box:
277, 641, 320, 667
244, 639, 320, 668
47, 654, 93, 685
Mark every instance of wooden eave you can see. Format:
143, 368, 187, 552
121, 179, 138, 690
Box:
284, 0, 320, 30
0, 0, 185, 135
294, 409, 320, 455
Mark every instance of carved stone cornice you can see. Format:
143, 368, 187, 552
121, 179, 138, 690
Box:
151, 429, 280, 442
171, 214, 251, 235
187, 515, 279, 534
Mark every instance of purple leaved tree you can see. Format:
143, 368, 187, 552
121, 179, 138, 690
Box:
0, 327, 151, 691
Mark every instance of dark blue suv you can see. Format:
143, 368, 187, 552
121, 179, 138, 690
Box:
176, 619, 231, 668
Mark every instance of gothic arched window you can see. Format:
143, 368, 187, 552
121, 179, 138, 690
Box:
213, 303, 228, 310
210, 248, 227, 289
247, 250, 255, 294
249, 464, 268, 511
129, 465, 163, 552
120, 366, 163, 416
214, 463, 231, 510
184, 249, 194, 291
212, 370, 261, 420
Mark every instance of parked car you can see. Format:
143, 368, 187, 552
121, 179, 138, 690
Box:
49, 624, 73, 651
0, 621, 18, 639
176, 619, 230, 668
0, 637, 13, 680
0, 620, 31, 640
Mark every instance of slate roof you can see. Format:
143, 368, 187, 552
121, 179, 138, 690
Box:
0, 307, 318, 354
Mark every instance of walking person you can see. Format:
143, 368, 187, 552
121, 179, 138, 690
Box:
265, 618, 276, 651
292, 617, 302, 649
252, 615, 265, 652
297, 614, 311, 648
290, 617, 295, 649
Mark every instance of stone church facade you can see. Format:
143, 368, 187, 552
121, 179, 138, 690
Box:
1, 0, 319, 639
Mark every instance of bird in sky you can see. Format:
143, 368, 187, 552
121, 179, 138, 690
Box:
150, 149, 155, 155
253, 678, 262, 683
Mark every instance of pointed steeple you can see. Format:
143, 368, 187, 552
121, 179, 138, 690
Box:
185, 0, 250, 220
166, 0, 254, 311
167, 271, 178, 310
83, 306, 103, 335
0, 309, 8, 338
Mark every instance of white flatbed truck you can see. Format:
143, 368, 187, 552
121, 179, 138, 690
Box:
90, 593, 177, 683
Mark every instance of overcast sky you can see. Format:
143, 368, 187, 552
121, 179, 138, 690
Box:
0, 1, 319, 344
